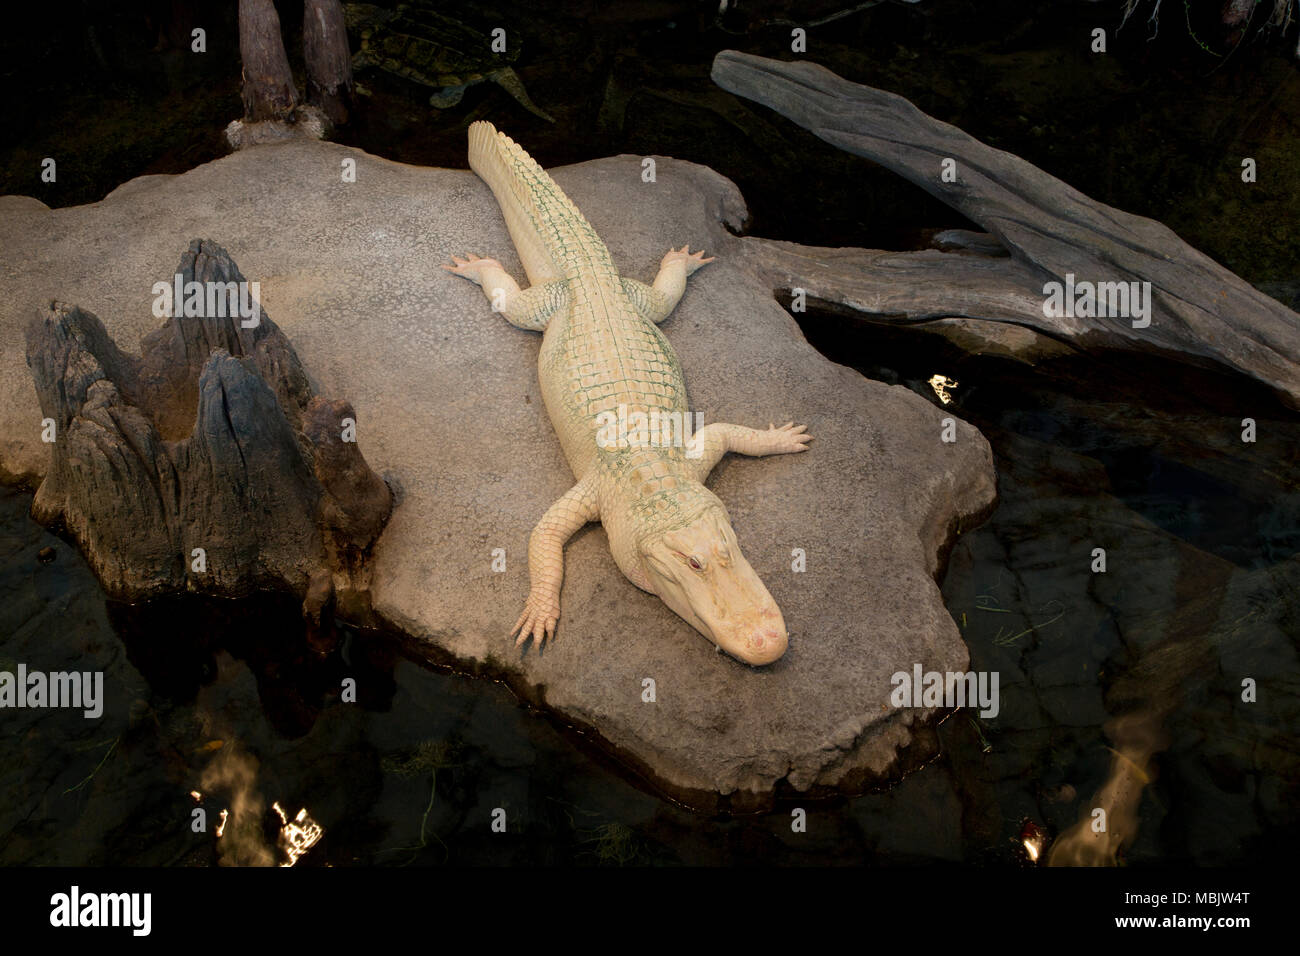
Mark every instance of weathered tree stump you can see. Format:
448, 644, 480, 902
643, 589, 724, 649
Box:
24, 240, 392, 617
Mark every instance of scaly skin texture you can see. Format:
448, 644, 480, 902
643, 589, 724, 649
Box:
445, 122, 811, 665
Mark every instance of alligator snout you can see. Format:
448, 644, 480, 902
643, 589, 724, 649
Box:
739, 627, 787, 665
716, 608, 787, 666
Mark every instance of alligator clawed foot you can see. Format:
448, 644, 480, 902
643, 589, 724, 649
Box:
661, 244, 716, 275
511, 593, 560, 648
442, 253, 503, 286
766, 421, 813, 454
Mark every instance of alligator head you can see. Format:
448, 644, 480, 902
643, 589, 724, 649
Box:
637, 492, 788, 665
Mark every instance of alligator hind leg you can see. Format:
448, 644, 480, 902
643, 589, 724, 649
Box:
622, 245, 715, 325
685, 422, 812, 482
511, 476, 600, 649
444, 254, 569, 331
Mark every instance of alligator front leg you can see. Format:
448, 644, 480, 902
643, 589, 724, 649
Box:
686, 422, 813, 482
444, 253, 569, 331
511, 476, 600, 648
622, 245, 715, 325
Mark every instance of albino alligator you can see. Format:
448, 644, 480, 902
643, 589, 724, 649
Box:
445, 122, 811, 665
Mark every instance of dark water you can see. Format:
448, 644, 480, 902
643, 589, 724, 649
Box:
800, 313, 1300, 865
3, 0, 1300, 865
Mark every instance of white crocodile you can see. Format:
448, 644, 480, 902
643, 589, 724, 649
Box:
445, 121, 811, 665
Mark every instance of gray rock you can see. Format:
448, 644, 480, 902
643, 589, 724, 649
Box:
0, 139, 996, 807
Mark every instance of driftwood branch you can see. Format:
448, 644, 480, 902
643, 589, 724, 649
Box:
712, 50, 1300, 405
738, 236, 1078, 363
740, 238, 1045, 325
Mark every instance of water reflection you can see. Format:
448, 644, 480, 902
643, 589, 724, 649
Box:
799, 311, 1300, 866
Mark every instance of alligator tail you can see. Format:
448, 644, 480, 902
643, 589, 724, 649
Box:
467, 121, 607, 286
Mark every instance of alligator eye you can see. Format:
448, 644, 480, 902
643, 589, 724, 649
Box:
688, 556, 702, 571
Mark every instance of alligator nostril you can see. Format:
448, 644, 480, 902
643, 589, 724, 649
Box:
739, 628, 788, 665
748, 629, 783, 651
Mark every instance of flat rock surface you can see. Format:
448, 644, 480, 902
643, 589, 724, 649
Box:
0, 139, 996, 806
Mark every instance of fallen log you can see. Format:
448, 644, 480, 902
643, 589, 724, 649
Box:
712, 50, 1300, 406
